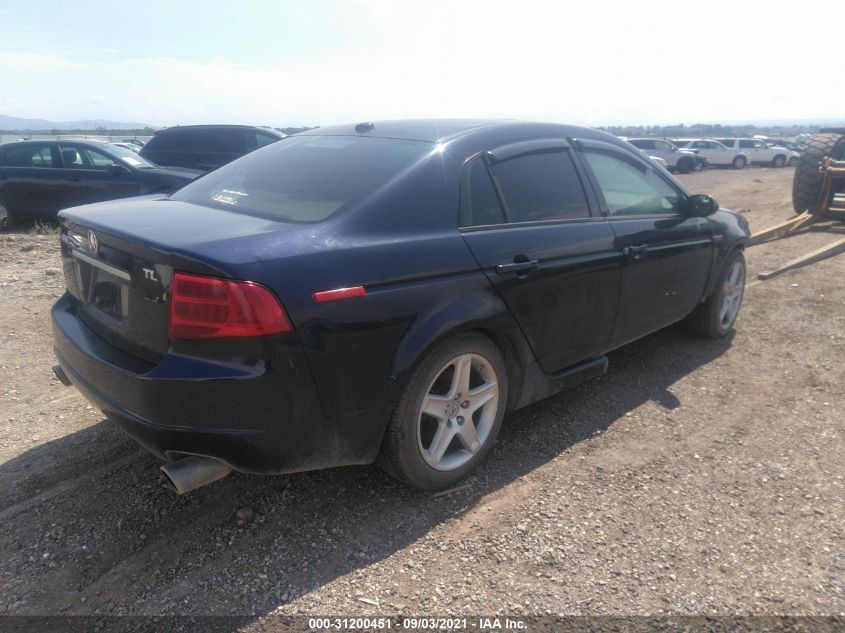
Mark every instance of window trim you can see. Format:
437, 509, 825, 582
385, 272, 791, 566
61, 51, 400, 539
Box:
572, 138, 689, 219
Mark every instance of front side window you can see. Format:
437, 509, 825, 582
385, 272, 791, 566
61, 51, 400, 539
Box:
170, 135, 429, 223
654, 141, 675, 151
491, 152, 590, 223
717, 139, 734, 147
582, 150, 683, 217
0, 143, 55, 167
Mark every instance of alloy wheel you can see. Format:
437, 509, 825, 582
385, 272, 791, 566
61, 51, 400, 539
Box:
417, 353, 500, 472
719, 260, 745, 328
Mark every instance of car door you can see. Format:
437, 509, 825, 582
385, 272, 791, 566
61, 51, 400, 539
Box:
576, 140, 714, 349
705, 140, 732, 165
56, 143, 142, 209
459, 139, 621, 373
0, 142, 64, 220
737, 139, 761, 163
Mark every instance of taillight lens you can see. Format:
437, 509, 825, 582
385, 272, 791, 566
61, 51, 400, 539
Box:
169, 272, 292, 339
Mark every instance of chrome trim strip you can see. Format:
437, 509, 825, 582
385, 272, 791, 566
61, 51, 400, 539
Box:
71, 250, 131, 281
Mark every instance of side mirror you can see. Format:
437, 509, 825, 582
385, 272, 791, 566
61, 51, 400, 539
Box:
687, 194, 719, 217
108, 163, 127, 176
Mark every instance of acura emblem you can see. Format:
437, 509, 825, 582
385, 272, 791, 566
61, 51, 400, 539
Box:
87, 230, 99, 254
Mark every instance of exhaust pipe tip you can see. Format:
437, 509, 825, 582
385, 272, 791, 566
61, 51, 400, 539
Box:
160, 456, 232, 494
52, 364, 72, 387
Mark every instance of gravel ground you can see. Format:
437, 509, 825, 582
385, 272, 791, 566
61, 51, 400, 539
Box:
0, 167, 842, 623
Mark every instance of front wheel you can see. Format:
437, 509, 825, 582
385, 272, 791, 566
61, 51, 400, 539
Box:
772, 155, 786, 168
685, 251, 746, 338
379, 333, 508, 490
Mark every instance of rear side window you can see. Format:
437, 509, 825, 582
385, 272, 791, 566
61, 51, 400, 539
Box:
170, 136, 429, 223
0, 143, 55, 167
460, 158, 505, 227
491, 152, 589, 223
738, 140, 755, 149
148, 130, 195, 152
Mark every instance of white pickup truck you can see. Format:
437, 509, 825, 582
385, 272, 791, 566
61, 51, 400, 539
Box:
716, 138, 800, 168
672, 139, 749, 169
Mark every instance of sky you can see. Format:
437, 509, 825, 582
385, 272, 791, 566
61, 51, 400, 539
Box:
0, 0, 843, 128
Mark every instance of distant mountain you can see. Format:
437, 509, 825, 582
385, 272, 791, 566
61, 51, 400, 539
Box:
0, 114, 152, 131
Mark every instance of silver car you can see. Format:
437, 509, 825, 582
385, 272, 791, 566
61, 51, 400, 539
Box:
673, 139, 749, 169
625, 138, 698, 173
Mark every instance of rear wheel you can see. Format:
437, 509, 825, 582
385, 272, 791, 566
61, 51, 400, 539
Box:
793, 133, 845, 213
685, 251, 746, 339
379, 333, 508, 490
732, 156, 747, 170
788, 156, 799, 167
772, 155, 786, 168
0, 201, 15, 231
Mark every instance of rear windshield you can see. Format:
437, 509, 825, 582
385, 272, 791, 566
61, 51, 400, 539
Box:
169, 135, 430, 223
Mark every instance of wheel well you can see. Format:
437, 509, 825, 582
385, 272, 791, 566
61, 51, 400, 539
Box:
467, 327, 524, 411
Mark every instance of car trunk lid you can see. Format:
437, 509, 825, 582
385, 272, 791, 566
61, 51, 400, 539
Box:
58, 197, 299, 361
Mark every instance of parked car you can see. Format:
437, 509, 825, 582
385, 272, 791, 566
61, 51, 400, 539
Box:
672, 139, 750, 169
624, 138, 698, 173
112, 142, 141, 153
51, 120, 749, 493
765, 138, 803, 155
716, 138, 799, 168
0, 139, 200, 229
139, 124, 286, 172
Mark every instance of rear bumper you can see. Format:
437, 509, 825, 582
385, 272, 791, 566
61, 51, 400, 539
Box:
51, 292, 382, 473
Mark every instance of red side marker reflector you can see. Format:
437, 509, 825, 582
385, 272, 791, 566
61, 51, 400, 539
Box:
312, 286, 366, 303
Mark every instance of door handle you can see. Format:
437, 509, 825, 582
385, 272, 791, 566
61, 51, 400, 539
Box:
622, 244, 649, 259
496, 259, 539, 275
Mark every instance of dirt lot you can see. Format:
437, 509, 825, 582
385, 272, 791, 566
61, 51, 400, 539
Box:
0, 167, 842, 622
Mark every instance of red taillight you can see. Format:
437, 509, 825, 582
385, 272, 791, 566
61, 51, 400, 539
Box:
169, 272, 292, 339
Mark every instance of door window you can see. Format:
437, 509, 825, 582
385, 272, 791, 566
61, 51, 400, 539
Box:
628, 139, 655, 150
59, 145, 119, 169
490, 152, 590, 223
583, 150, 683, 217
738, 140, 756, 149
0, 143, 55, 167
654, 140, 675, 151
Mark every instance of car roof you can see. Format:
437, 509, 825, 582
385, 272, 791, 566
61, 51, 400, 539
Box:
0, 138, 111, 147
153, 124, 284, 135
301, 119, 622, 145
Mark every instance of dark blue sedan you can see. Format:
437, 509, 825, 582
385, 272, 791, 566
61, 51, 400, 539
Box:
0, 139, 199, 229
51, 120, 749, 493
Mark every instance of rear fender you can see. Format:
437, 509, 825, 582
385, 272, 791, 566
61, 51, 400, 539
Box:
389, 287, 534, 409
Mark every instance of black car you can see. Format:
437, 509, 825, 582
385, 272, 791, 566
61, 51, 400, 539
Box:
51, 120, 749, 493
0, 140, 199, 229
139, 124, 285, 172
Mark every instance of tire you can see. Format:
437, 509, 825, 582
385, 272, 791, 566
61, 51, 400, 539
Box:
379, 333, 508, 490
792, 132, 845, 214
732, 156, 747, 170
772, 155, 786, 168
788, 156, 799, 167
0, 201, 15, 231
677, 157, 694, 174
685, 251, 746, 339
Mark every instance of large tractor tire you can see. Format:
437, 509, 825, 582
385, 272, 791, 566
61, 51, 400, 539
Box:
792, 133, 845, 214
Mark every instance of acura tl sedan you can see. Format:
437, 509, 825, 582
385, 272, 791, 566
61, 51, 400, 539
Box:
51, 120, 749, 493
0, 139, 200, 229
